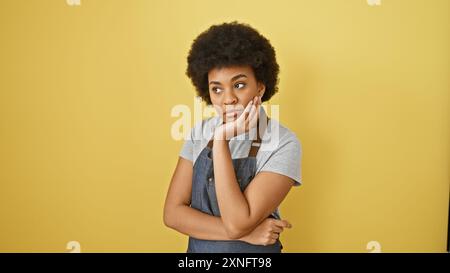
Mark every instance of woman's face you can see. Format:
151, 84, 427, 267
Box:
208, 65, 265, 123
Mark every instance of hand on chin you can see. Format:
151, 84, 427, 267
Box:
214, 96, 261, 141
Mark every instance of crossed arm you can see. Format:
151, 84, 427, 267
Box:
212, 139, 294, 238
163, 157, 233, 241
163, 149, 294, 240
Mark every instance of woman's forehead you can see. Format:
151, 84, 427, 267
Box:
208, 65, 255, 81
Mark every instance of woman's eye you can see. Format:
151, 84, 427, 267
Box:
212, 87, 222, 93
235, 82, 246, 89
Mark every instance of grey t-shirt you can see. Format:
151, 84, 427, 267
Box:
179, 108, 303, 186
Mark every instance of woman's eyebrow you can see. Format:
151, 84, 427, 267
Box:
209, 74, 247, 85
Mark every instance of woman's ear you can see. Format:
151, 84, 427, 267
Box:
257, 82, 266, 98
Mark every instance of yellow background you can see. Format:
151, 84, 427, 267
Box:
0, 0, 448, 252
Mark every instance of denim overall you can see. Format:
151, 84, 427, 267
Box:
187, 119, 282, 253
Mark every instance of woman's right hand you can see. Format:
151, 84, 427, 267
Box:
239, 218, 292, 246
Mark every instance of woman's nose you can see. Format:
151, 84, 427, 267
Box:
223, 90, 237, 105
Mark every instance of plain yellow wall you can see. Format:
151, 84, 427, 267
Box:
0, 0, 448, 252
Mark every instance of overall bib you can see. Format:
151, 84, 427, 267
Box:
187, 119, 283, 253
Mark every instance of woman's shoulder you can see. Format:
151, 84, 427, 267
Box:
258, 119, 303, 186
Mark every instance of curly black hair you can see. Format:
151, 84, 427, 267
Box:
186, 21, 280, 105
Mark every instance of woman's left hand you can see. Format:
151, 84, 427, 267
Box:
214, 96, 261, 141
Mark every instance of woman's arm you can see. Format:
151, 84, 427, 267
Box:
211, 96, 295, 239
164, 157, 292, 244
212, 139, 294, 239
163, 157, 234, 240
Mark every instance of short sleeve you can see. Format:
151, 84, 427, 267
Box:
179, 127, 194, 162
259, 134, 302, 186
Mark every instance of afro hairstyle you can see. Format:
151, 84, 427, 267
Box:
186, 21, 280, 105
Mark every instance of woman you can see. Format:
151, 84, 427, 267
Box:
163, 21, 302, 253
